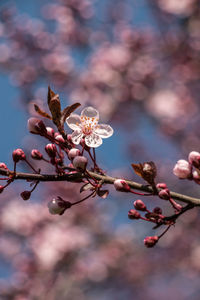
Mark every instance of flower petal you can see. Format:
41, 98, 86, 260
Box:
71, 130, 83, 145
81, 107, 99, 120
94, 124, 113, 138
66, 114, 81, 130
85, 134, 102, 148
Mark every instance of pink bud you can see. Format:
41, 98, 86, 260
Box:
46, 127, 55, 137
73, 156, 88, 171
27, 118, 47, 135
173, 159, 192, 179
48, 197, 71, 215
0, 162, 8, 170
128, 209, 141, 219
55, 134, 65, 143
192, 170, 200, 184
0, 185, 4, 193
114, 179, 130, 192
156, 183, 167, 189
68, 148, 81, 160
12, 149, 26, 163
31, 149, 43, 160
158, 188, 170, 200
45, 144, 57, 158
188, 151, 200, 168
153, 207, 162, 214
134, 199, 146, 211
20, 191, 31, 200
144, 236, 158, 248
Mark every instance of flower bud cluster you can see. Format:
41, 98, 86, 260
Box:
173, 151, 200, 184
128, 198, 174, 247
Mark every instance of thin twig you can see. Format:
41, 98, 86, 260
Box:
1, 168, 200, 206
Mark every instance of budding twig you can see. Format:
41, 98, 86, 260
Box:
1, 167, 200, 206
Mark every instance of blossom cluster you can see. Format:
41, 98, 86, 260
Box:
173, 151, 200, 183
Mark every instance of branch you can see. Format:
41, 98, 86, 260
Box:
1, 168, 200, 206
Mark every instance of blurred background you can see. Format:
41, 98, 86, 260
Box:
0, 0, 200, 299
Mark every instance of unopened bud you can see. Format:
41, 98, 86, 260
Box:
46, 127, 54, 137
153, 207, 162, 214
55, 134, 65, 143
173, 159, 192, 179
156, 183, 167, 189
31, 149, 43, 160
12, 149, 26, 163
144, 236, 158, 248
128, 209, 141, 219
188, 151, 200, 168
20, 191, 31, 200
27, 118, 47, 135
134, 199, 146, 211
192, 170, 200, 184
68, 148, 81, 160
0, 162, 8, 170
45, 144, 57, 158
73, 156, 88, 171
158, 188, 170, 200
0, 185, 4, 193
114, 179, 130, 192
48, 197, 71, 215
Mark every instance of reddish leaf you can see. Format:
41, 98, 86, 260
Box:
47, 86, 61, 128
131, 161, 157, 185
34, 104, 52, 120
61, 103, 81, 126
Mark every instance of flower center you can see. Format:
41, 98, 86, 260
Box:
80, 116, 99, 135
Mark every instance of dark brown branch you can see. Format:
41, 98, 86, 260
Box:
1, 168, 200, 206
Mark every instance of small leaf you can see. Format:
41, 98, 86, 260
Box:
61, 103, 81, 126
34, 104, 52, 120
131, 163, 143, 178
47, 86, 62, 128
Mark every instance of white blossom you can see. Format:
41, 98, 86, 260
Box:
66, 107, 113, 148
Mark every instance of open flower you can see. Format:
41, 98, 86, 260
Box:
66, 107, 113, 147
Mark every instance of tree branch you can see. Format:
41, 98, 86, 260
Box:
1, 168, 200, 206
